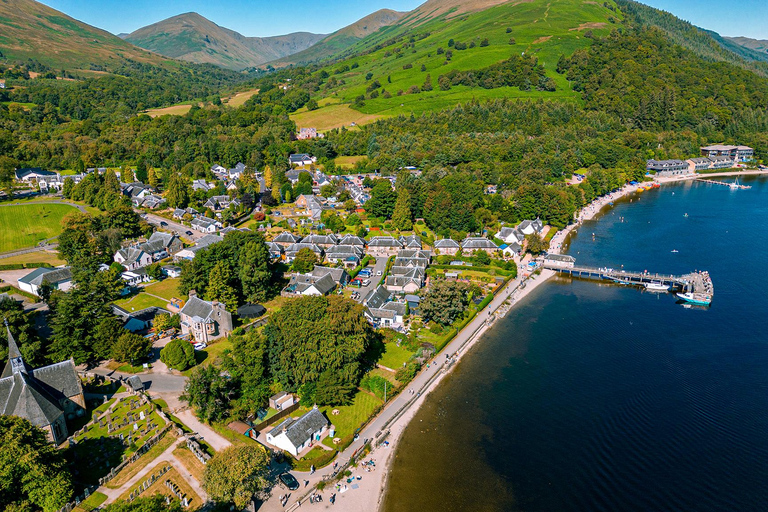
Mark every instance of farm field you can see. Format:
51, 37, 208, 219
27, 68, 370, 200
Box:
223, 88, 259, 107
0, 203, 78, 252
143, 103, 194, 117
290, 103, 387, 131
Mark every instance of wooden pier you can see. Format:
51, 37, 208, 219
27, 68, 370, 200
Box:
696, 178, 751, 189
542, 262, 713, 296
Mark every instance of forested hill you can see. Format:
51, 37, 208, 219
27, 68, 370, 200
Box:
615, 0, 768, 76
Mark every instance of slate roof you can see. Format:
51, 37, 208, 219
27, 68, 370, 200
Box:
18, 267, 53, 285
398, 235, 422, 248
301, 234, 338, 246
311, 266, 347, 285
326, 245, 364, 257
364, 285, 391, 310
434, 238, 460, 249
460, 237, 498, 250
368, 236, 402, 248
285, 243, 323, 257
19, 267, 72, 288
180, 296, 215, 322
116, 247, 148, 266
285, 273, 336, 295
339, 234, 366, 246
269, 408, 329, 449
273, 232, 302, 244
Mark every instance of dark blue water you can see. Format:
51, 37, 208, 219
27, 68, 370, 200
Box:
383, 177, 768, 512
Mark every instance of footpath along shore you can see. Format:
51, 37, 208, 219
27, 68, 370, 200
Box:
272, 170, 768, 511
264, 181, 652, 512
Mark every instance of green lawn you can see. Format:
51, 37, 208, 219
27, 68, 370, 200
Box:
73, 491, 107, 511
378, 342, 415, 370
114, 292, 168, 312
0, 203, 78, 252
321, 391, 382, 447
145, 278, 181, 301
181, 339, 233, 376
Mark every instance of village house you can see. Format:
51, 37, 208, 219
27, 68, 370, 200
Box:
367, 236, 403, 257
14, 168, 59, 183
114, 247, 153, 271
460, 237, 498, 254
296, 127, 322, 140
266, 407, 330, 457
191, 217, 220, 234
120, 270, 151, 288
495, 226, 525, 245
499, 243, 523, 259
265, 241, 284, 260
192, 179, 215, 192
204, 195, 240, 213
273, 231, 302, 248
162, 265, 182, 278
284, 242, 324, 263
399, 235, 423, 250
17, 267, 73, 297
301, 233, 338, 249
325, 244, 365, 267
175, 234, 223, 261
179, 292, 233, 343
0, 324, 85, 444
518, 219, 544, 236
210, 164, 227, 179
282, 272, 336, 297
364, 285, 407, 328
339, 234, 367, 248
433, 238, 460, 256
112, 305, 172, 332
288, 154, 317, 167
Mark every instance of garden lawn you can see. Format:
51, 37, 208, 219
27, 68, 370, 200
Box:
378, 342, 415, 370
321, 390, 382, 447
0, 203, 78, 252
145, 278, 181, 301
114, 292, 168, 312
181, 339, 232, 376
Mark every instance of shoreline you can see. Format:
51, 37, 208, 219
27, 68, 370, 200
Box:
279, 170, 767, 511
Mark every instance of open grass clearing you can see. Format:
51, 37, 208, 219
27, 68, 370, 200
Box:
290, 103, 387, 131
144, 278, 181, 301
334, 155, 368, 169
143, 104, 195, 117
0, 250, 65, 266
378, 342, 415, 370
320, 390, 382, 448
223, 88, 259, 107
0, 203, 77, 252
114, 292, 168, 312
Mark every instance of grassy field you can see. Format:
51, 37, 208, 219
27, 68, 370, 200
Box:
335, 155, 368, 169
223, 88, 259, 107
182, 338, 233, 376
114, 292, 168, 312
143, 104, 194, 117
145, 278, 181, 301
378, 342, 415, 370
290, 103, 387, 131
321, 390, 382, 448
0, 250, 65, 266
0, 203, 78, 252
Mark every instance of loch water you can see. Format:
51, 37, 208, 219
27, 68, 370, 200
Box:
382, 177, 768, 512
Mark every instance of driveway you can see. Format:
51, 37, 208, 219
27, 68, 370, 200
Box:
356, 257, 389, 303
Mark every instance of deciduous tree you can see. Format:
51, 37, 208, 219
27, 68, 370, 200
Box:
203, 445, 269, 508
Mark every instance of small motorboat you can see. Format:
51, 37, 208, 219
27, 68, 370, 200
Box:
645, 282, 669, 292
671, 249, 679, 253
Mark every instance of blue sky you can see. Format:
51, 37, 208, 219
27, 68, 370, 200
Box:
40, 0, 767, 39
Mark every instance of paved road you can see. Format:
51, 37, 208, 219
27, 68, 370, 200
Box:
140, 212, 203, 242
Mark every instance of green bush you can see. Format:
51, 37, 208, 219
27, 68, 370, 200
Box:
160, 338, 196, 371
395, 360, 422, 384
360, 375, 390, 400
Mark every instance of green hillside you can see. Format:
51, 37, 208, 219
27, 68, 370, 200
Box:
291, 0, 621, 120
124, 12, 326, 71
0, 0, 176, 73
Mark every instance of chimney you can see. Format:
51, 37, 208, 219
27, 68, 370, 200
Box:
189, 290, 197, 298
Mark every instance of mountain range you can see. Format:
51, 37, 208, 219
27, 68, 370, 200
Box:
121, 12, 326, 71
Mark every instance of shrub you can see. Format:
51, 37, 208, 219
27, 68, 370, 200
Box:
160, 338, 196, 371
395, 360, 422, 384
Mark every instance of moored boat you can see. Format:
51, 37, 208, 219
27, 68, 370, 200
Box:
645, 282, 669, 292
676, 292, 712, 306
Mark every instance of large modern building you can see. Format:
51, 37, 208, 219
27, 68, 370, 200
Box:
0, 323, 85, 444
700, 144, 754, 161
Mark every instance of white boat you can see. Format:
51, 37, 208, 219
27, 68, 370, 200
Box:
645, 282, 669, 292
676, 292, 712, 306
730, 178, 739, 190
670, 249, 679, 253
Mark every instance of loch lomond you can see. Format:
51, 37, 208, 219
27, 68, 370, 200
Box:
383, 176, 768, 512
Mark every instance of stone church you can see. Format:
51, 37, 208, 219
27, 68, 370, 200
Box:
0, 322, 85, 444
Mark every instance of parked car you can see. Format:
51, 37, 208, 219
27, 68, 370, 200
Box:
362, 279, 371, 286
279, 473, 300, 491
159, 221, 168, 227
185, 230, 193, 236
376, 270, 382, 276
194, 342, 207, 350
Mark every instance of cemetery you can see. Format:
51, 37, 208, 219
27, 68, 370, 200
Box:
118, 463, 202, 510
69, 395, 168, 487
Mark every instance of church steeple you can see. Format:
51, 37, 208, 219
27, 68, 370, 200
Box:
2, 319, 28, 377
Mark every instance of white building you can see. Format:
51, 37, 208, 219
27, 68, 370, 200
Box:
265, 408, 330, 457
